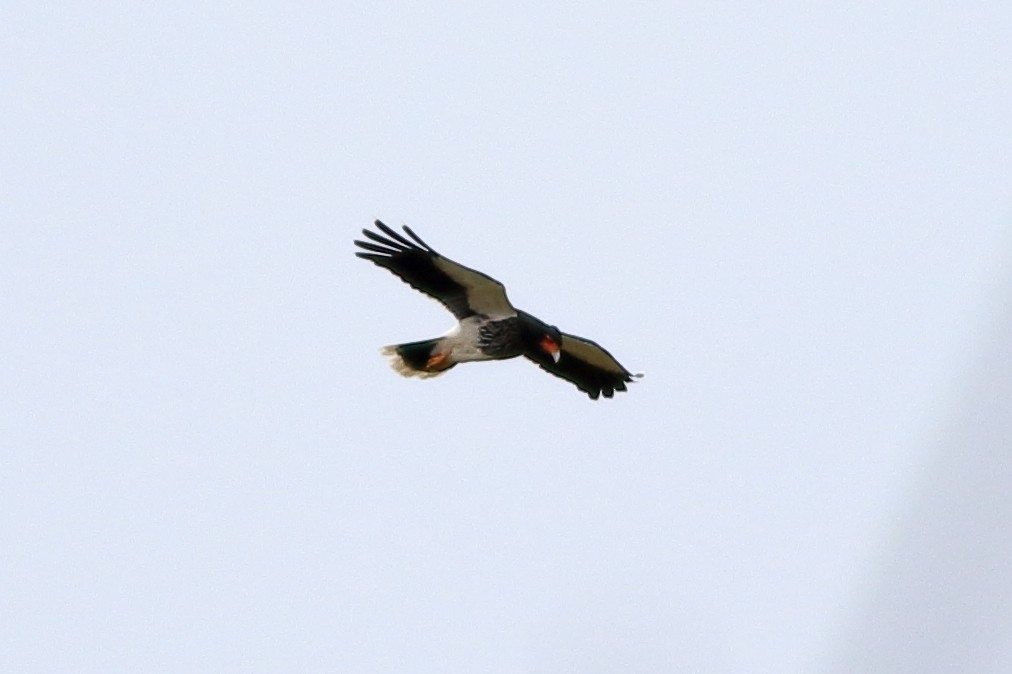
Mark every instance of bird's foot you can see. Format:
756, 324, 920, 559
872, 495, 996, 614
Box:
426, 352, 451, 371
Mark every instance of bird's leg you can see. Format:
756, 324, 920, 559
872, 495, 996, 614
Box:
426, 351, 451, 371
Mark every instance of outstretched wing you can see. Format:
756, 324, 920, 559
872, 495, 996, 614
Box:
525, 333, 643, 400
354, 220, 516, 320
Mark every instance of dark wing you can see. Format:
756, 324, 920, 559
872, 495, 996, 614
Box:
354, 220, 516, 320
525, 333, 643, 400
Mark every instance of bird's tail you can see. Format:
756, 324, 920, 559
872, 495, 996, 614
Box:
381, 338, 455, 378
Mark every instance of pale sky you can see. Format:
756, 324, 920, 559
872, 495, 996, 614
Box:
3, 2, 1012, 672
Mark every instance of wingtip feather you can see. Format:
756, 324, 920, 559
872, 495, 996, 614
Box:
402, 224, 435, 252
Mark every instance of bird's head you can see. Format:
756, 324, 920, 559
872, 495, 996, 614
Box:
519, 312, 562, 364
540, 326, 562, 363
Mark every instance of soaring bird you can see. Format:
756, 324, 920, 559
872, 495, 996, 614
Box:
354, 220, 642, 399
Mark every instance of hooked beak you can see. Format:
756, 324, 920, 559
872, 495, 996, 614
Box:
540, 336, 561, 363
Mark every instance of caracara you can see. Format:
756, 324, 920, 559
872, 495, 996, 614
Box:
354, 220, 642, 399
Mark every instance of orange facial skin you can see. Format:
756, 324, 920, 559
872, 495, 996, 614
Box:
540, 336, 561, 363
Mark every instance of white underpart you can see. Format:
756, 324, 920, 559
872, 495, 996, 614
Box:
440, 316, 499, 364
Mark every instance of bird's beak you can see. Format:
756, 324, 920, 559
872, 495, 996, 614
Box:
541, 336, 561, 363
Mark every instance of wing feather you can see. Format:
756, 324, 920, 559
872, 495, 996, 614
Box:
525, 333, 642, 400
355, 220, 516, 320
373, 220, 419, 249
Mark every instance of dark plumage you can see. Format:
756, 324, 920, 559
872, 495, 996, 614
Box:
354, 220, 642, 399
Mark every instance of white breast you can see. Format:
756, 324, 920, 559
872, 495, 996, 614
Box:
441, 317, 497, 363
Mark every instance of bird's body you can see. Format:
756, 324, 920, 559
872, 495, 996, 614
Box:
385, 315, 522, 377
354, 220, 642, 399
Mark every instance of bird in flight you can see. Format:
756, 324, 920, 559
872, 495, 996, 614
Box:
354, 220, 642, 399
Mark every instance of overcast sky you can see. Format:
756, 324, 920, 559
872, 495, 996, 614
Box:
3, 2, 1012, 672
